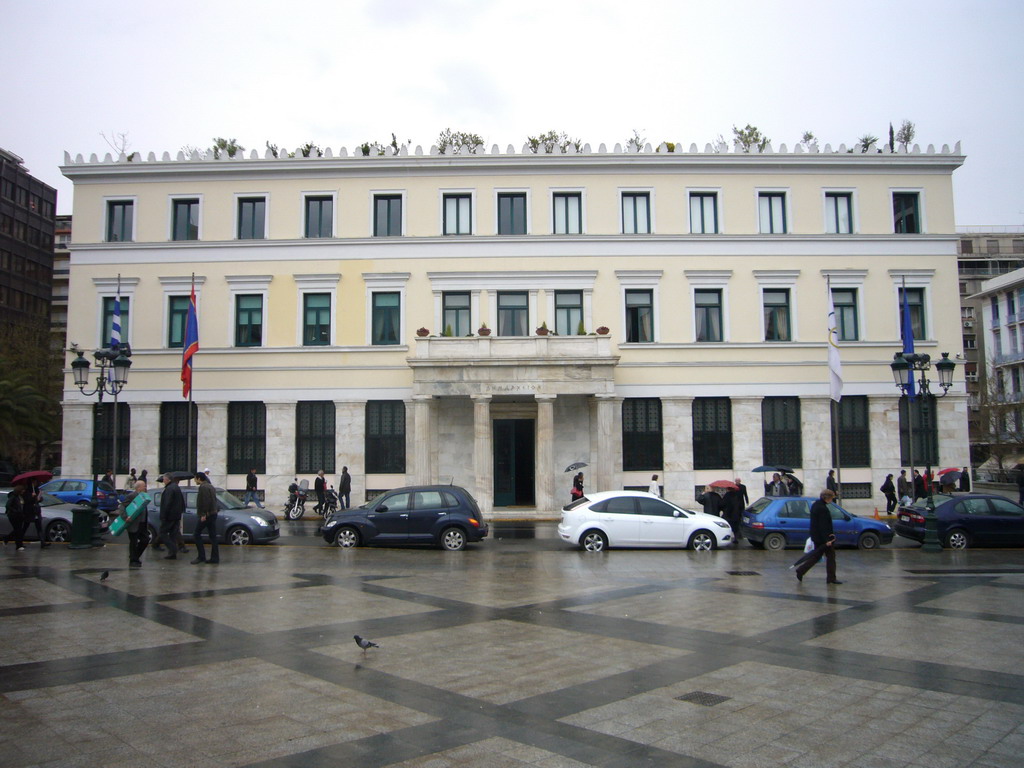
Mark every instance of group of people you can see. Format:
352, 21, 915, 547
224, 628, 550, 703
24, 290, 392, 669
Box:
3, 481, 49, 551
696, 479, 749, 542
878, 466, 971, 512
313, 467, 353, 514
765, 472, 805, 497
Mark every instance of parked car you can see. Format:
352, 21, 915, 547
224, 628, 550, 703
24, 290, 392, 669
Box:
40, 478, 122, 512
894, 493, 1024, 549
320, 485, 488, 551
741, 496, 894, 550
558, 491, 733, 552
149, 485, 279, 545
0, 490, 110, 542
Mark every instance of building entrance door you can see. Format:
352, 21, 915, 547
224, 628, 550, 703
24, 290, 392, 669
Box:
493, 419, 535, 507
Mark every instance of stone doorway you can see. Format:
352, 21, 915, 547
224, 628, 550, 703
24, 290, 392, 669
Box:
493, 419, 535, 507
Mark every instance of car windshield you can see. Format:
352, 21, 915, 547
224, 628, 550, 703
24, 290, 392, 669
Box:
907, 493, 954, 509
216, 489, 248, 509
40, 492, 64, 507
746, 497, 773, 515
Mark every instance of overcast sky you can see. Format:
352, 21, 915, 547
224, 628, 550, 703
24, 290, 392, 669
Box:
3, 0, 1021, 225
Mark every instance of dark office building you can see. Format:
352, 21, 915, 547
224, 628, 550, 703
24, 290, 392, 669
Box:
1, 147, 57, 329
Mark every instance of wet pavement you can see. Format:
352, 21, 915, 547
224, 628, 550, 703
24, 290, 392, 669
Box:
2, 521, 1023, 768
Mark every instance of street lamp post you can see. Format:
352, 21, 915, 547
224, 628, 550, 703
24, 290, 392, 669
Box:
890, 351, 956, 552
70, 344, 132, 507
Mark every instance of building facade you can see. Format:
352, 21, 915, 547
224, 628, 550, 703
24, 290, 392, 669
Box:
59, 140, 969, 514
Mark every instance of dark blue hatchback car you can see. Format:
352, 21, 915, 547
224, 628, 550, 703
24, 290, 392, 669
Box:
741, 496, 894, 550
894, 493, 1024, 549
321, 485, 488, 551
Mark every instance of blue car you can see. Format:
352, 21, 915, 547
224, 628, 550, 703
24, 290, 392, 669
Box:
39, 478, 123, 512
740, 496, 894, 550
894, 493, 1024, 549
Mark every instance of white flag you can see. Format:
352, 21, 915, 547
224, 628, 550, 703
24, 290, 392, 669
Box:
827, 281, 843, 402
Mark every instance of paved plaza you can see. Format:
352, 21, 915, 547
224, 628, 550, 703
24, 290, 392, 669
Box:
1, 524, 1022, 768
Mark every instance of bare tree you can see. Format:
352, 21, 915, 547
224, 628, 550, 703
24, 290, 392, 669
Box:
101, 131, 136, 161
973, 366, 1024, 480
625, 129, 646, 152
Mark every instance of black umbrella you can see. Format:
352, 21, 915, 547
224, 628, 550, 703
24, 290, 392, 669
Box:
564, 461, 589, 473
751, 465, 778, 473
168, 470, 195, 481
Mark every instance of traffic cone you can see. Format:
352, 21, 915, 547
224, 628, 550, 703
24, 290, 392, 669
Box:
873, 507, 880, 520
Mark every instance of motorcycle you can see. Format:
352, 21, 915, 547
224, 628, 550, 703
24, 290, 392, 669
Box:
284, 479, 309, 520
322, 487, 339, 517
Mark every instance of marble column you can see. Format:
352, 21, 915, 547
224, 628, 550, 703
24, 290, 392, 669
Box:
472, 395, 493, 515
335, 401, 364, 504
197, 402, 227, 480
800, 397, 832, 492
265, 403, 296, 495
412, 395, 434, 485
731, 397, 764, 498
937, 393, 970, 469
535, 395, 556, 514
595, 395, 618, 493
662, 397, 694, 502
130, 403, 161, 479
869, 395, 902, 483
61, 402, 94, 477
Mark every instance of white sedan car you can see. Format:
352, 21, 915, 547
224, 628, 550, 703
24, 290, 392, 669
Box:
558, 490, 733, 552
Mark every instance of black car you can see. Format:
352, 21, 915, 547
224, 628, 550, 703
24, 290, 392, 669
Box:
320, 485, 488, 551
894, 493, 1024, 549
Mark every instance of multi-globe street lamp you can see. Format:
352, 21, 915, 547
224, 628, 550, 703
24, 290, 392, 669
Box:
890, 351, 956, 552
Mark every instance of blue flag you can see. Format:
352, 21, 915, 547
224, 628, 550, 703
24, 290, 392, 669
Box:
900, 279, 916, 399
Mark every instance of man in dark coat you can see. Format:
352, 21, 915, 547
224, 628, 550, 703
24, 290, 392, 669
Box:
700, 488, 723, 516
722, 484, 746, 543
192, 471, 219, 564
913, 470, 926, 501
159, 473, 185, 559
313, 470, 327, 514
826, 470, 838, 494
338, 466, 352, 510
897, 470, 911, 501
767, 473, 789, 497
734, 478, 749, 507
958, 467, 971, 493
795, 489, 840, 584
243, 468, 264, 508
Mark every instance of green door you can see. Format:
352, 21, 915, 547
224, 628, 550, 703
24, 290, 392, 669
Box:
493, 419, 535, 507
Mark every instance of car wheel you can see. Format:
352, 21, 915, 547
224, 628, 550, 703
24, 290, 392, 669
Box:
945, 529, 971, 550
858, 531, 881, 550
688, 530, 716, 552
763, 532, 786, 551
335, 526, 360, 548
226, 526, 253, 546
147, 524, 160, 545
580, 529, 608, 552
285, 504, 304, 521
46, 520, 71, 542
440, 527, 467, 551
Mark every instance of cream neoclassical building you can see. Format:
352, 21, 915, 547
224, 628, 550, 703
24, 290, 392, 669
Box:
59, 139, 969, 514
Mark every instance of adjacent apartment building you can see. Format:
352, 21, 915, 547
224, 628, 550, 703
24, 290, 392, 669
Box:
59, 140, 969, 514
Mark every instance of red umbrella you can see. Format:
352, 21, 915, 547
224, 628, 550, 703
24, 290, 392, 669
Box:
938, 467, 960, 476
708, 479, 739, 490
12, 470, 53, 485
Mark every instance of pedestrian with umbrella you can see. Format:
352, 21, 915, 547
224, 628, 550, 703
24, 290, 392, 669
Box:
718, 480, 746, 543
794, 489, 841, 585
4, 483, 27, 550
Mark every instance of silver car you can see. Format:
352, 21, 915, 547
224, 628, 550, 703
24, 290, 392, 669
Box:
149, 486, 280, 545
0, 490, 110, 542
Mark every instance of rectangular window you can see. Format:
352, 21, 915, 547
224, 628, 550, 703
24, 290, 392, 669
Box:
374, 194, 402, 236
991, 296, 1001, 324
497, 193, 527, 235
622, 192, 651, 234
689, 193, 718, 234
106, 200, 133, 242
228, 402, 266, 474
102, 297, 130, 347
899, 395, 938, 466
832, 288, 858, 341
693, 397, 732, 470
625, 289, 653, 342
92, 403, 130, 475
237, 197, 266, 239
763, 289, 791, 341
695, 289, 722, 342
159, 402, 197, 472
443, 193, 472, 235
553, 192, 581, 234
893, 192, 921, 234
167, 295, 190, 348
900, 287, 926, 340
1009, 291, 1017, 317
825, 193, 852, 234
831, 395, 870, 467
171, 198, 199, 241
372, 292, 400, 346
235, 294, 263, 347
960, 239, 974, 254
758, 193, 787, 234
296, 401, 335, 474
762, 396, 801, 468
442, 292, 470, 336
366, 401, 405, 474
1014, 239, 1024, 254
497, 291, 528, 336
303, 293, 331, 346
304, 196, 333, 238
986, 239, 999, 254
555, 290, 583, 336
622, 398, 663, 471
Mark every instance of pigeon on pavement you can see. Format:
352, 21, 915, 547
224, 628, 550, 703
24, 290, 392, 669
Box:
354, 635, 379, 653
99, 571, 109, 581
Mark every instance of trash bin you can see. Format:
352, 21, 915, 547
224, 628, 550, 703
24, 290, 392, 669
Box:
70, 503, 105, 549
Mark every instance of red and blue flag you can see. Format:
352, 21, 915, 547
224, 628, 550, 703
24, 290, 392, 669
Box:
181, 282, 199, 398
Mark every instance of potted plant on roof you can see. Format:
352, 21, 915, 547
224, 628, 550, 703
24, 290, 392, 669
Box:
477, 322, 491, 336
